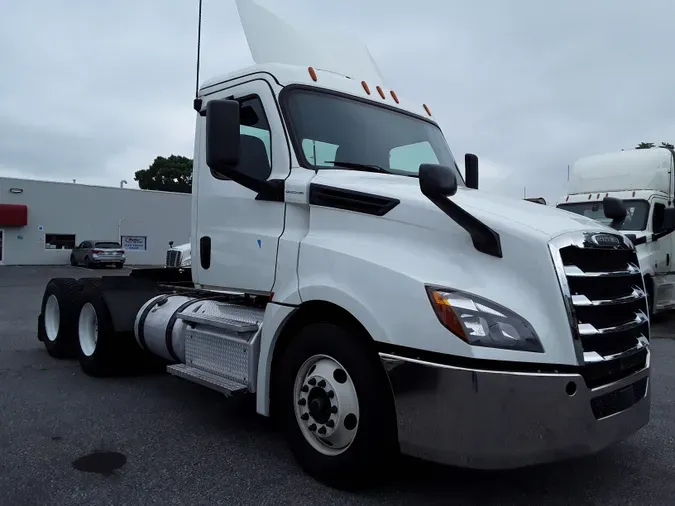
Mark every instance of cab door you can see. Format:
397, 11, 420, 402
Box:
650, 197, 669, 275
193, 78, 291, 294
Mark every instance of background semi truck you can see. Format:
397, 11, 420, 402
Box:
557, 147, 675, 315
36, 0, 656, 489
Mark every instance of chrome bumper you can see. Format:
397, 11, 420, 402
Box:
380, 351, 650, 469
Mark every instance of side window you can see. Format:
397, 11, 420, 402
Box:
211, 95, 272, 181
389, 141, 439, 173
653, 203, 666, 232
301, 139, 338, 166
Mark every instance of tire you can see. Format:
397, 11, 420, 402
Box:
70, 255, 77, 266
274, 321, 398, 490
84, 256, 94, 269
115, 263, 124, 269
78, 277, 102, 291
75, 285, 142, 377
38, 278, 84, 359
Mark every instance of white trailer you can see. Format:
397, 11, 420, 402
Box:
36, 0, 658, 489
557, 147, 675, 315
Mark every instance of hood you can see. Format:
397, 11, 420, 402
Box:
311, 171, 613, 240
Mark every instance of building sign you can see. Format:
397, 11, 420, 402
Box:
121, 235, 147, 251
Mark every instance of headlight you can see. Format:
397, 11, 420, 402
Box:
425, 286, 544, 353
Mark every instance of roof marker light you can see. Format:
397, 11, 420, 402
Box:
308, 67, 318, 82
565, 196, 569, 202
632, 191, 636, 197
588, 194, 592, 200
423, 104, 432, 116
390, 90, 400, 103
596, 193, 600, 199
376, 86, 386, 99
361, 81, 371, 95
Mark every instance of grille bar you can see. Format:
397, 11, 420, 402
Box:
572, 286, 646, 307
564, 263, 641, 278
578, 312, 648, 337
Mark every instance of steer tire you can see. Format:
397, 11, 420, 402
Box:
39, 278, 84, 359
274, 321, 398, 490
75, 285, 140, 377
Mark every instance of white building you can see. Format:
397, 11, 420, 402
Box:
0, 177, 191, 266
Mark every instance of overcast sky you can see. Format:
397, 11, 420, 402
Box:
1, 0, 674, 204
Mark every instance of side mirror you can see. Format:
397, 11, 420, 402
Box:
465, 153, 479, 190
419, 164, 458, 198
603, 197, 627, 230
205, 99, 241, 173
169, 241, 174, 248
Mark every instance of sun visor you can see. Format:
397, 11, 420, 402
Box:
235, 0, 384, 83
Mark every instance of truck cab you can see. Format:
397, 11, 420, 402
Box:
557, 148, 675, 314
35, 0, 656, 489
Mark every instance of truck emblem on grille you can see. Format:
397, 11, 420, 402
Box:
590, 233, 621, 247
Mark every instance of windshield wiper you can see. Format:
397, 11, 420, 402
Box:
324, 161, 391, 174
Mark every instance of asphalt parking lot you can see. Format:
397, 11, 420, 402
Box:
1, 266, 675, 506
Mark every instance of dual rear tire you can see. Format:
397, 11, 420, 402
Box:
38, 277, 159, 376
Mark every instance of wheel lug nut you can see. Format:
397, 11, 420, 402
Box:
298, 398, 306, 406
301, 413, 309, 421
301, 385, 309, 393
318, 426, 327, 435
330, 406, 338, 414
318, 379, 326, 388
309, 424, 317, 432
308, 378, 316, 386
327, 390, 334, 398
326, 420, 335, 428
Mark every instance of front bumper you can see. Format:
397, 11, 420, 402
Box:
380, 350, 650, 469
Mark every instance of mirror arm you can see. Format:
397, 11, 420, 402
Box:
609, 217, 627, 230
652, 228, 675, 242
423, 193, 502, 258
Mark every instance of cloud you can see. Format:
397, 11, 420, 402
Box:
1, 0, 674, 205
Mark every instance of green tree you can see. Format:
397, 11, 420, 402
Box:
635, 142, 655, 149
134, 155, 193, 193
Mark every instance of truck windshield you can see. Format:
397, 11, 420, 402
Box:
281, 87, 464, 182
557, 199, 650, 231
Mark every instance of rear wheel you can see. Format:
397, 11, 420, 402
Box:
70, 254, 77, 266
76, 284, 162, 376
38, 278, 83, 358
275, 321, 398, 490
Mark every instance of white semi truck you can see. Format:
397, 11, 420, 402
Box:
166, 241, 191, 268
35, 0, 660, 489
557, 147, 675, 315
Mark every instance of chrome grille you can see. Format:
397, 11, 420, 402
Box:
549, 231, 650, 367
166, 249, 182, 268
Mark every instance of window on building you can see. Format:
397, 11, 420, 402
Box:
211, 95, 272, 181
45, 234, 76, 250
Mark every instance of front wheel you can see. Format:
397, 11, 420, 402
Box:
275, 322, 398, 490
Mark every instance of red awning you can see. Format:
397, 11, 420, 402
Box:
0, 204, 28, 227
